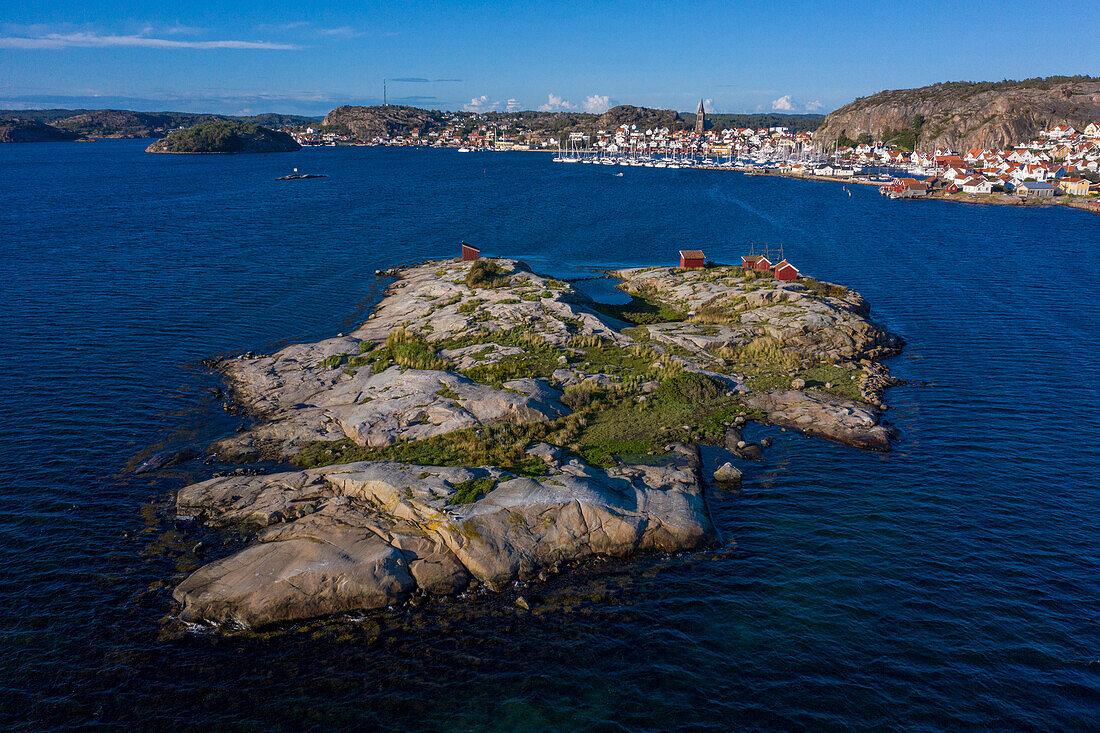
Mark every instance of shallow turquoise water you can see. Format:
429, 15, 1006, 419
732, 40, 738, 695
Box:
1, 141, 1098, 730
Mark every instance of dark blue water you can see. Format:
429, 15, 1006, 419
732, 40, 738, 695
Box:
1, 141, 1098, 730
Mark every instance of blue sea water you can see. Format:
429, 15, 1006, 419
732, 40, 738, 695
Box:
1, 140, 1098, 730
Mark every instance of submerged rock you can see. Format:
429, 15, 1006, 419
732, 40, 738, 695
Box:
133, 447, 199, 474
713, 462, 742, 486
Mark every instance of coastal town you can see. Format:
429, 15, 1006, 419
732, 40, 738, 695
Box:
285, 106, 1100, 208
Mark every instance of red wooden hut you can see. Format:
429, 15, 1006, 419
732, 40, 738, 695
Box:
742, 254, 763, 268
461, 242, 480, 261
774, 259, 800, 281
753, 255, 773, 271
679, 250, 705, 269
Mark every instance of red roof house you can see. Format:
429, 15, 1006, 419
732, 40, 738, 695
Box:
774, 259, 800, 281
461, 242, 480, 261
679, 250, 705, 269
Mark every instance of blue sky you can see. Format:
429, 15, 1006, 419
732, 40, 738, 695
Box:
2, 0, 1098, 116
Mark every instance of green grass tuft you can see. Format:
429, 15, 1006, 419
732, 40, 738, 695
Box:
466, 260, 510, 289
449, 477, 498, 504
591, 293, 684, 325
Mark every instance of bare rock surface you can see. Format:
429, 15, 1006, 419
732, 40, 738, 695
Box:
613, 266, 901, 362
211, 259, 619, 461
744, 389, 893, 450
174, 445, 714, 627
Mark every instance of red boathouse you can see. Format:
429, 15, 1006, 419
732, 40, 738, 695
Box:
461, 242, 480, 261
774, 259, 800, 281
679, 250, 706, 269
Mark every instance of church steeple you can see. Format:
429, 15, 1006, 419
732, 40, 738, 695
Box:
695, 98, 705, 134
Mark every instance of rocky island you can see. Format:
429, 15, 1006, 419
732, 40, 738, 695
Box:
173, 257, 903, 629
146, 120, 300, 154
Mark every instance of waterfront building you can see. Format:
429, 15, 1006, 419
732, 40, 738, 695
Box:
1059, 178, 1091, 196
740, 254, 774, 271
1016, 181, 1056, 198
461, 242, 480, 261
695, 99, 705, 135
774, 259, 800, 281
679, 250, 706, 269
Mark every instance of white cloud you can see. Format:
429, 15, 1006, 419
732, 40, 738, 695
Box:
583, 94, 611, 113
771, 95, 795, 111
164, 24, 206, 35
317, 26, 361, 38
538, 93, 576, 112
805, 100, 823, 112
463, 94, 498, 112
703, 97, 713, 110
0, 32, 301, 50
506, 98, 521, 112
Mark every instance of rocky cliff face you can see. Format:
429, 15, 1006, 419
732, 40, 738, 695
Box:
816, 77, 1100, 150
322, 105, 443, 141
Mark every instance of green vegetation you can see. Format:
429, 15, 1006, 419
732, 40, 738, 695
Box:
341, 329, 451, 373
1, 108, 318, 139
436, 327, 565, 387
729, 336, 800, 373
691, 112, 825, 134
881, 115, 925, 151
800, 278, 849, 299
590, 291, 684, 324
292, 422, 564, 476
293, 366, 752, 473
449, 477, 498, 505
466, 260, 510, 289
574, 371, 747, 467
457, 298, 485, 314
150, 120, 299, 153
436, 384, 460, 399
294, 265, 882, 474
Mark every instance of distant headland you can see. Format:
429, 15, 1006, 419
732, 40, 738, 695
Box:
0, 119, 86, 143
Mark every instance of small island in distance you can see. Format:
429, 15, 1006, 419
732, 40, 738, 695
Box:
145, 120, 301, 154
0, 119, 86, 143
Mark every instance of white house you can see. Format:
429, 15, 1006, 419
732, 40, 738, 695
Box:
962, 178, 994, 194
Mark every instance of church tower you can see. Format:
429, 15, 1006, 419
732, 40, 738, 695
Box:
695, 99, 705, 135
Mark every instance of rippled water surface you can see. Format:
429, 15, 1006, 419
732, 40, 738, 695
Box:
1, 141, 1098, 730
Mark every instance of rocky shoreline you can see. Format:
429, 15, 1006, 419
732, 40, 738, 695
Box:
171, 257, 904, 629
